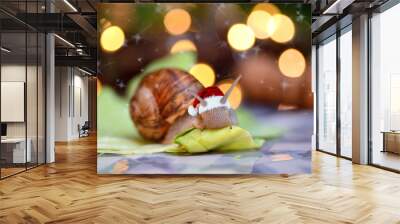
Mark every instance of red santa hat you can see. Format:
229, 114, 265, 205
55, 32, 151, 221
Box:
192, 87, 224, 108
187, 75, 241, 117
188, 86, 229, 116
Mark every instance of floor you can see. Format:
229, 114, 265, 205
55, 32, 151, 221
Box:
0, 167, 25, 178
1, 136, 400, 223
1, 163, 44, 179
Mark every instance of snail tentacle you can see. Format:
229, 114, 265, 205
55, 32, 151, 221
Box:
220, 75, 242, 104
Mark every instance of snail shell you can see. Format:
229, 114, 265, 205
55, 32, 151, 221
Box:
130, 69, 203, 142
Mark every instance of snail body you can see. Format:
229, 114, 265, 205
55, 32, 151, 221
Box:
130, 68, 240, 144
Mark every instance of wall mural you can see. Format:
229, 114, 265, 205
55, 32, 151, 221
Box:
97, 3, 312, 174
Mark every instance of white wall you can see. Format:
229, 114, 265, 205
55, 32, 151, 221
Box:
1, 65, 39, 138
54, 67, 89, 141
72, 73, 89, 137
1, 82, 25, 122
55, 66, 69, 141
1, 65, 26, 139
1, 63, 46, 164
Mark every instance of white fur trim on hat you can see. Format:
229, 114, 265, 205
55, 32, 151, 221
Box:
187, 96, 232, 117
198, 96, 231, 114
188, 105, 198, 116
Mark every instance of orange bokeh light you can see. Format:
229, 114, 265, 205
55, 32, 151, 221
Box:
253, 3, 280, 15
278, 48, 306, 78
247, 10, 273, 39
189, 63, 215, 87
164, 8, 191, 35
217, 79, 243, 109
269, 14, 295, 43
170, 39, 197, 53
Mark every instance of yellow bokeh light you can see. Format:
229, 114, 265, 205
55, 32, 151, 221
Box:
170, 39, 197, 53
247, 10, 272, 39
253, 3, 280, 15
267, 17, 277, 36
164, 8, 191, 35
217, 80, 243, 109
189, 63, 215, 87
269, 14, 295, 43
97, 78, 102, 96
278, 48, 306, 78
100, 26, 125, 52
227, 24, 255, 51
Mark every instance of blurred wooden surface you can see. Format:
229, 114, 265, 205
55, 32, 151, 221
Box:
1, 135, 400, 223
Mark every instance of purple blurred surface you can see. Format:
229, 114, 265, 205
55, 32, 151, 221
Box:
98, 108, 313, 174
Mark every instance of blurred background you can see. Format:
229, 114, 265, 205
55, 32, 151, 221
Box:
97, 3, 312, 109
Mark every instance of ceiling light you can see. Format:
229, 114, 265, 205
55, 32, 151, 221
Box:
1, 47, 11, 53
54, 34, 75, 48
78, 67, 93, 76
63, 0, 78, 12
323, 0, 341, 14
323, 0, 354, 15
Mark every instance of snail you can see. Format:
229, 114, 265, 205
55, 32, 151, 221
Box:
129, 68, 241, 144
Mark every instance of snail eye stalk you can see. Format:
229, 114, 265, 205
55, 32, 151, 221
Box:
220, 75, 242, 104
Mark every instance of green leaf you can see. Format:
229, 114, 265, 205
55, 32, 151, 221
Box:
97, 126, 266, 155
98, 136, 179, 155
98, 87, 139, 139
174, 126, 262, 154
218, 130, 264, 152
